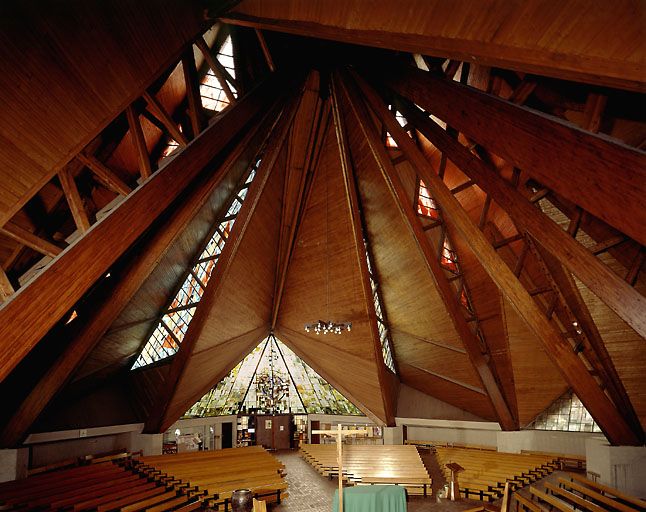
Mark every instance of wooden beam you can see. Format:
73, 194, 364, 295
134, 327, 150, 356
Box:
337, 72, 517, 431
255, 29, 275, 72
0, 100, 280, 447
126, 105, 153, 179
0, 267, 13, 301
392, 97, 646, 340
181, 48, 207, 138
0, 222, 62, 259
331, 77, 397, 426
0, 71, 296, 383
195, 36, 237, 104
58, 167, 91, 233
142, 91, 189, 147
75, 153, 132, 197
375, 64, 646, 246
348, 70, 640, 445
271, 101, 330, 330
149, 89, 303, 433
533, 243, 643, 441
221, 11, 645, 92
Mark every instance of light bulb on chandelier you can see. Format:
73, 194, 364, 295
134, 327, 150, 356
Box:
304, 320, 352, 335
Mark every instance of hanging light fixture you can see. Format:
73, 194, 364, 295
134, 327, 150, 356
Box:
305, 158, 351, 336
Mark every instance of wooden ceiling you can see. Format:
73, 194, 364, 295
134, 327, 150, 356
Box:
223, 0, 645, 91
0, 1, 644, 448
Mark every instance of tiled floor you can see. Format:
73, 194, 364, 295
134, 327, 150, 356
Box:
270, 450, 486, 512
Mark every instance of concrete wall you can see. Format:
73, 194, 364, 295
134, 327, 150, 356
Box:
399, 418, 500, 447
396, 384, 485, 421
497, 430, 603, 456
0, 449, 29, 483
586, 437, 646, 497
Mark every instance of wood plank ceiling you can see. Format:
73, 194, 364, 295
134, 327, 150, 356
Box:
0, 0, 644, 447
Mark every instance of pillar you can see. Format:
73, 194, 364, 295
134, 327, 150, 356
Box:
128, 432, 163, 456
0, 448, 29, 482
383, 426, 404, 445
585, 436, 646, 497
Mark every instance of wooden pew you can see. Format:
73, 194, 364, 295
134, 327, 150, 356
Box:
529, 486, 572, 511
566, 472, 646, 510
300, 444, 431, 496
433, 447, 558, 501
513, 492, 544, 512
544, 481, 606, 512
558, 478, 640, 512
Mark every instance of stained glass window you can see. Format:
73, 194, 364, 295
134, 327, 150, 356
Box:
184, 335, 362, 417
528, 391, 602, 433
131, 158, 262, 369
417, 180, 439, 219
363, 241, 396, 373
200, 36, 237, 112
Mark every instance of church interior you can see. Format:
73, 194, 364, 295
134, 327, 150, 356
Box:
0, 1, 644, 511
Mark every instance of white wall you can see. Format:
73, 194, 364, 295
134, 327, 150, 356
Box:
399, 418, 500, 447
586, 437, 646, 497
307, 414, 381, 444
497, 430, 604, 456
30, 432, 133, 467
0, 449, 29, 483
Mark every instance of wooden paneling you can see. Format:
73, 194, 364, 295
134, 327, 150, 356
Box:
575, 259, 646, 430
0, 0, 207, 226
0, 72, 288, 382
398, 362, 497, 421
381, 66, 646, 247
226, 0, 645, 91
156, 101, 298, 430
504, 297, 568, 426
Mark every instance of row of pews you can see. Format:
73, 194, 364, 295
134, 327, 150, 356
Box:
519, 472, 646, 512
299, 444, 432, 496
136, 446, 287, 509
433, 446, 559, 502
0, 446, 286, 511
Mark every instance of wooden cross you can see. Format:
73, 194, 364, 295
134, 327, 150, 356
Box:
312, 424, 368, 512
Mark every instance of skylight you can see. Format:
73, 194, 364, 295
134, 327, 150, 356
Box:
183, 335, 362, 417
131, 159, 262, 370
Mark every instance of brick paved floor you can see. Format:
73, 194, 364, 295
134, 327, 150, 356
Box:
270, 450, 486, 512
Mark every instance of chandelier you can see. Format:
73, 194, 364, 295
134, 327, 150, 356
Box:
305, 320, 352, 335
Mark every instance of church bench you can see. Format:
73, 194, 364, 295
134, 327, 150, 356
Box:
513, 492, 545, 512
529, 485, 574, 511
566, 472, 646, 509
24, 472, 145, 508
557, 478, 640, 512
0, 463, 128, 503
544, 481, 606, 512
96, 485, 171, 511
72, 480, 160, 510
521, 451, 586, 471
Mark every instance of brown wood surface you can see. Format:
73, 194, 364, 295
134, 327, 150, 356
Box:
349, 70, 640, 445
337, 73, 516, 430
224, 0, 645, 91
125, 105, 153, 179
0, 0, 206, 227
152, 90, 302, 431
331, 78, 398, 426
391, 96, 646, 341
0, 72, 291, 383
0, 106, 277, 447
377, 65, 646, 247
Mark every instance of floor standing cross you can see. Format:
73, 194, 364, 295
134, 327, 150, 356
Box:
311, 424, 368, 512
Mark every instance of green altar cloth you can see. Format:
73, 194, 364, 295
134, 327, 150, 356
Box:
332, 485, 407, 512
